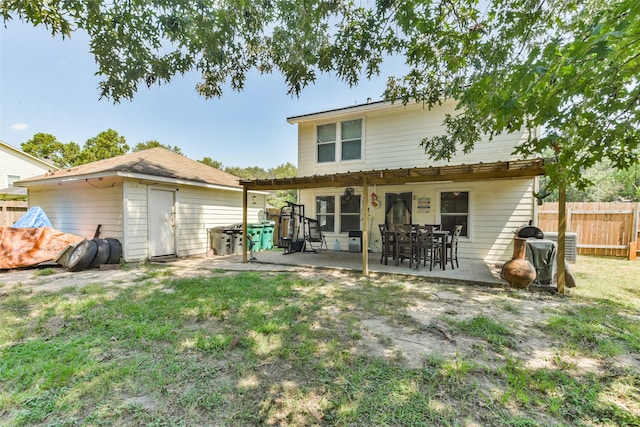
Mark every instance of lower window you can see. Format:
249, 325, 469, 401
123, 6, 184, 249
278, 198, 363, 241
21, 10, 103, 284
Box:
316, 196, 335, 232
440, 191, 468, 236
340, 194, 361, 233
315, 194, 361, 233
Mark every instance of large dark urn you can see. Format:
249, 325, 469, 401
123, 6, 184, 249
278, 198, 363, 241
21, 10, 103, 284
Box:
501, 237, 537, 288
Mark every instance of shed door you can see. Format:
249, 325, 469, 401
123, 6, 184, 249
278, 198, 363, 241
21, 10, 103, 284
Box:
148, 188, 175, 257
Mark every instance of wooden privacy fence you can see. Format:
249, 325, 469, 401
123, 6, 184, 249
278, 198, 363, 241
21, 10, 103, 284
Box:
0, 201, 28, 227
537, 202, 640, 258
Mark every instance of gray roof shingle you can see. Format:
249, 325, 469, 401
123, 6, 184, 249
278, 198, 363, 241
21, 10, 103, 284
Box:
18, 147, 241, 188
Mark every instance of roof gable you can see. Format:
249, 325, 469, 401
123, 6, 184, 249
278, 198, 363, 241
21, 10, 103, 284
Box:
0, 140, 58, 169
18, 147, 241, 188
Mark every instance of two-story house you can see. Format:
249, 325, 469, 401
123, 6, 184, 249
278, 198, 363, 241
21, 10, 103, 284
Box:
242, 99, 545, 266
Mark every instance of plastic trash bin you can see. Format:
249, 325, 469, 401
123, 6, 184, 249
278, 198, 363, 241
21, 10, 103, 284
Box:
260, 221, 275, 250
208, 227, 227, 256
247, 223, 264, 252
232, 228, 245, 255
222, 228, 239, 255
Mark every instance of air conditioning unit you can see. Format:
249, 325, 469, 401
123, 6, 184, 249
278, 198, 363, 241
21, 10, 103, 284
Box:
542, 232, 578, 263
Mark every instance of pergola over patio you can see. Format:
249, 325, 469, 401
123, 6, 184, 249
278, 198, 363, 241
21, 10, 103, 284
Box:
239, 158, 546, 275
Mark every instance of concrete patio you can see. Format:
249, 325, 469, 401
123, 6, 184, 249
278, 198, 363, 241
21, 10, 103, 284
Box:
206, 248, 508, 287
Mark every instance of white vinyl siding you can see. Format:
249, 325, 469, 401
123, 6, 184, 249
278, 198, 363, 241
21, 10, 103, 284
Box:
472, 180, 536, 262
0, 143, 53, 187
123, 180, 149, 261
297, 100, 528, 176
28, 178, 124, 240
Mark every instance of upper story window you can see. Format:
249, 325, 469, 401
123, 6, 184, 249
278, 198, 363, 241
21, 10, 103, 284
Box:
316, 119, 362, 163
7, 175, 20, 186
440, 191, 469, 237
340, 119, 362, 161
317, 124, 336, 163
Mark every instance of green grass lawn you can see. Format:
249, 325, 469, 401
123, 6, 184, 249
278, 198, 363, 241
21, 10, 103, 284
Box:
1, 256, 638, 426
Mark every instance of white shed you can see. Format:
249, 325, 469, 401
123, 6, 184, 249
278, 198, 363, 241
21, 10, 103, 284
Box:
16, 147, 266, 262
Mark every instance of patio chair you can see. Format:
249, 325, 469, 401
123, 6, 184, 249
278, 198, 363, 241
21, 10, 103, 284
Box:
379, 223, 397, 265
446, 225, 463, 269
305, 217, 327, 252
412, 225, 441, 270
395, 224, 414, 267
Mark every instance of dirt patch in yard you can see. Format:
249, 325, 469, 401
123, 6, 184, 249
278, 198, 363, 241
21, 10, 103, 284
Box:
2, 262, 639, 380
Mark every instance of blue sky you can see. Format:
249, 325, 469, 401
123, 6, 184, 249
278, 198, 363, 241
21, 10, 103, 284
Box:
1, 20, 399, 169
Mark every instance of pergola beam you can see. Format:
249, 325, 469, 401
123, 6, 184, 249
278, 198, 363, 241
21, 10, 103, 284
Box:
240, 159, 546, 191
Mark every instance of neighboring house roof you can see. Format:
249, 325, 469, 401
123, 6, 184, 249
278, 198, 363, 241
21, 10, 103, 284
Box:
0, 186, 28, 201
16, 147, 241, 189
0, 140, 58, 170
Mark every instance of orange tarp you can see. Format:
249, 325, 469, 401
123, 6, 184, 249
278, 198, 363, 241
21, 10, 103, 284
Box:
0, 227, 84, 269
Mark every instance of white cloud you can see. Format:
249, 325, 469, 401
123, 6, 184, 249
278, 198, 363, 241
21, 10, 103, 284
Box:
9, 123, 29, 131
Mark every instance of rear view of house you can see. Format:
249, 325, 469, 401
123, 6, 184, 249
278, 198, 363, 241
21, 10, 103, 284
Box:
243, 99, 545, 264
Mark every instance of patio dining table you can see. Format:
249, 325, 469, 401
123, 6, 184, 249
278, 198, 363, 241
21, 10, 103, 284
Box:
381, 227, 450, 269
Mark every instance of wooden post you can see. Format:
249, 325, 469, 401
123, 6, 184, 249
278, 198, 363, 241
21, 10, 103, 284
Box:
362, 177, 369, 275
242, 186, 248, 263
631, 203, 639, 261
557, 182, 566, 294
